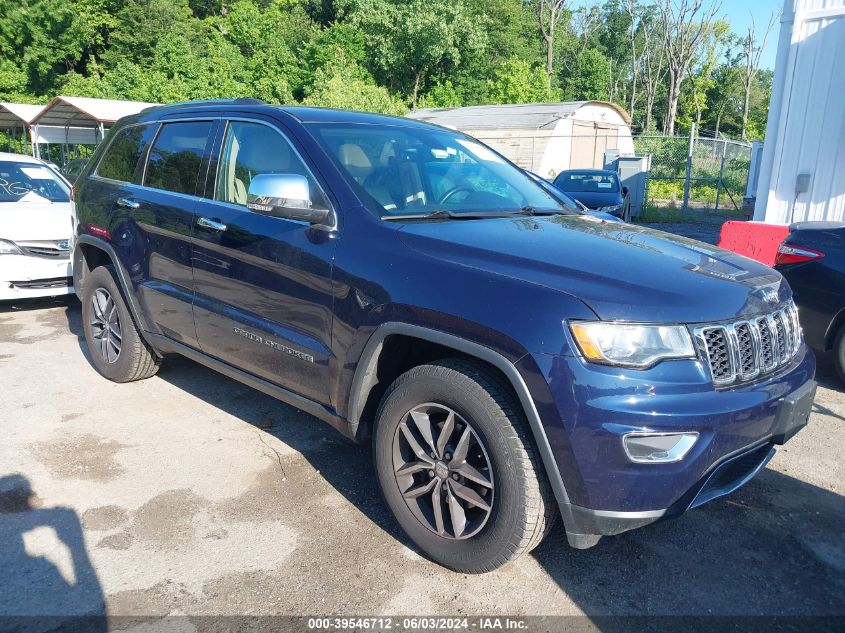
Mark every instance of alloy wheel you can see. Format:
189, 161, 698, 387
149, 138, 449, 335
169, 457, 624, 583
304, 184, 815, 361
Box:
90, 288, 122, 364
392, 403, 494, 539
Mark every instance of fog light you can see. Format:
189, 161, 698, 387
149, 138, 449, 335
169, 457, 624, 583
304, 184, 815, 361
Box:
623, 432, 698, 463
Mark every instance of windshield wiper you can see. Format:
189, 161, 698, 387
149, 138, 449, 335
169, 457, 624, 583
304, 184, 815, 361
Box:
382, 209, 518, 221
382, 207, 570, 221
514, 206, 568, 216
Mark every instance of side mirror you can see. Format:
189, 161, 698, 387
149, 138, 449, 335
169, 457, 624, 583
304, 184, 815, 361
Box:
621, 186, 629, 197
246, 173, 331, 225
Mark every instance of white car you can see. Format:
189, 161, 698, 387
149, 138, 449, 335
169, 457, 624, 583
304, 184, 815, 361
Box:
0, 152, 75, 300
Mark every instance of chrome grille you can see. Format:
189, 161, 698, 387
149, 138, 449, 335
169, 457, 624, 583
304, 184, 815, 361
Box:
694, 301, 802, 386
703, 328, 731, 381
18, 240, 70, 259
756, 316, 775, 370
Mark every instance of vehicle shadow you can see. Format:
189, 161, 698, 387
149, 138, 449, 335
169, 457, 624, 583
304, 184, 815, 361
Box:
153, 356, 408, 543
0, 474, 106, 631
0, 295, 78, 315
531, 467, 845, 617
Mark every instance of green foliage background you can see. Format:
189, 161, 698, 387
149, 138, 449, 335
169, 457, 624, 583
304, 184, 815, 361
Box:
0, 0, 770, 138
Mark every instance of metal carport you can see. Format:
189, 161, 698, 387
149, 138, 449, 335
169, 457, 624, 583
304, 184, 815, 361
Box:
0, 103, 44, 154
29, 96, 158, 164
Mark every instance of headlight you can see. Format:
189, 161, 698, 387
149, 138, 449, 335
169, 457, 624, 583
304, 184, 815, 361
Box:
600, 204, 623, 213
569, 321, 696, 368
0, 239, 23, 255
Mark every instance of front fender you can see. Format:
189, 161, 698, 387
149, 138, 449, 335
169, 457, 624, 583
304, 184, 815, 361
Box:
345, 320, 588, 543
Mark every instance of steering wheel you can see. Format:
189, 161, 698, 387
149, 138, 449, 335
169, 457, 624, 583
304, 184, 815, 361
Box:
437, 186, 474, 205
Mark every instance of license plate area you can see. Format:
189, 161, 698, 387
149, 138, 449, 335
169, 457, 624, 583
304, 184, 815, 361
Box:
772, 380, 816, 445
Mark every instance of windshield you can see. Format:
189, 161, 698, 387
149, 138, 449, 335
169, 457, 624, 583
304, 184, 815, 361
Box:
307, 123, 566, 217
554, 171, 619, 193
0, 161, 71, 203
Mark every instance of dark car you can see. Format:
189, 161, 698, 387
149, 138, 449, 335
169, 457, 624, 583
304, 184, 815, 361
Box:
525, 170, 623, 223
552, 169, 630, 221
71, 100, 815, 573
775, 221, 845, 381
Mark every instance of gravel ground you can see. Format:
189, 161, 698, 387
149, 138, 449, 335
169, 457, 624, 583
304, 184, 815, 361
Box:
1, 297, 843, 628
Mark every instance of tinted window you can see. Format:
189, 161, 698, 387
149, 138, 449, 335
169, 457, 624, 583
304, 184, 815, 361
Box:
215, 121, 328, 209
553, 171, 620, 193
308, 123, 564, 217
97, 125, 152, 183
145, 121, 212, 195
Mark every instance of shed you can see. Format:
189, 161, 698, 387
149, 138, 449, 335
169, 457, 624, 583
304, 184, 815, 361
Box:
407, 101, 634, 179
754, 0, 845, 223
30, 96, 158, 147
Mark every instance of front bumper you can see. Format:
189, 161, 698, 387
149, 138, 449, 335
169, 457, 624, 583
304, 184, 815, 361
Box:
521, 345, 816, 544
0, 255, 73, 300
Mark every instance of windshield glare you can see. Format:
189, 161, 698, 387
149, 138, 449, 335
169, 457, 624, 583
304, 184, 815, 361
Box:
0, 161, 70, 203
554, 171, 619, 193
308, 123, 566, 217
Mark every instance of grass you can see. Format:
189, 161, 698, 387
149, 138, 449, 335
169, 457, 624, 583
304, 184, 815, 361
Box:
637, 205, 697, 223
637, 203, 748, 224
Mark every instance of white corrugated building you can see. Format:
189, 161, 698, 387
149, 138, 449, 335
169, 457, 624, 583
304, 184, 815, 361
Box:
755, 0, 845, 223
408, 101, 634, 179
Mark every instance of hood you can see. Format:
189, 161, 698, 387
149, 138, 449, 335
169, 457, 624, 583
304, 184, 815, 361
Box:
566, 190, 622, 209
398, 215, 789, 324
0, 199, 72, 242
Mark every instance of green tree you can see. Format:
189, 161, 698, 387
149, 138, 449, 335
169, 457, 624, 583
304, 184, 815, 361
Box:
418, 81, 463, 108
489, 58, 551, 104
220, 0, 301, 101
104, 0, 195, 67
354, 0, 487, 107
302, 52, 406, 115
562, 48, 611, 101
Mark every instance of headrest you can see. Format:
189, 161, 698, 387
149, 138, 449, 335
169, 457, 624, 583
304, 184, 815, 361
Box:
338, 143, 373, 178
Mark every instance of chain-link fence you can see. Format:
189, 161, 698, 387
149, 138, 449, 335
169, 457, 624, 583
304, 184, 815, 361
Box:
465, 128, 752, 219
633, 135, 752, 216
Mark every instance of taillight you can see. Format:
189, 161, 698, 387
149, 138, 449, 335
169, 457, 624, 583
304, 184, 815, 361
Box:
775, 242, 824, 265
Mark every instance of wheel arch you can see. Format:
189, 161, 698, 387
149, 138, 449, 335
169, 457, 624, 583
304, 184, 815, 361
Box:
824, 306, 845, 350
346, 322, 577, 532
73, 235, 153, 334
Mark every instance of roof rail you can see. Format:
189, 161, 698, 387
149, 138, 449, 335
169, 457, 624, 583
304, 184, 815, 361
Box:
150, 98, 267, 110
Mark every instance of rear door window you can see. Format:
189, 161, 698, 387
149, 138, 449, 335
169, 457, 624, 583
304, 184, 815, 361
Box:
96, 125, 155, 183
144, 121, 213, 195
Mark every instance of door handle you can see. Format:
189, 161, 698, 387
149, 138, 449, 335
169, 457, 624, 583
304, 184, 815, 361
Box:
197, 217, 227, 232
116, 197, 140, 209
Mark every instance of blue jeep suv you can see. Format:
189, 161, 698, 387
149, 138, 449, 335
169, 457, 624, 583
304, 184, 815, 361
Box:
71, 100, 816, 573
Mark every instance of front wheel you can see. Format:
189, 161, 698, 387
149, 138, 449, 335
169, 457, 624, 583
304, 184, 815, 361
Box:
373, 359, 554, 573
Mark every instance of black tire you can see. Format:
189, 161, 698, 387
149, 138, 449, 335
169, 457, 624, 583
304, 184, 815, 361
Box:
834, 325, 845, 385
81, 265, 160, 383
373, 358, 555, 573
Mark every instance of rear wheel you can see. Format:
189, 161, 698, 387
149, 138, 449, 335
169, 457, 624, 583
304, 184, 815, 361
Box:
81, 265, 160, 383
373, 359, 554, 573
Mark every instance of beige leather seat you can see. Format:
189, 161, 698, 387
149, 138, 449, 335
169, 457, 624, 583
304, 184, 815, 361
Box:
338, 143, 396, 210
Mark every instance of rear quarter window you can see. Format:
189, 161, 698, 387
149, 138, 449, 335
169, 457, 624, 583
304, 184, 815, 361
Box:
96, 125, 155, 183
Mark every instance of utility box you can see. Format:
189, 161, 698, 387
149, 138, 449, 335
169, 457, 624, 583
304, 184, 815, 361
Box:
616, 155, 651, 219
